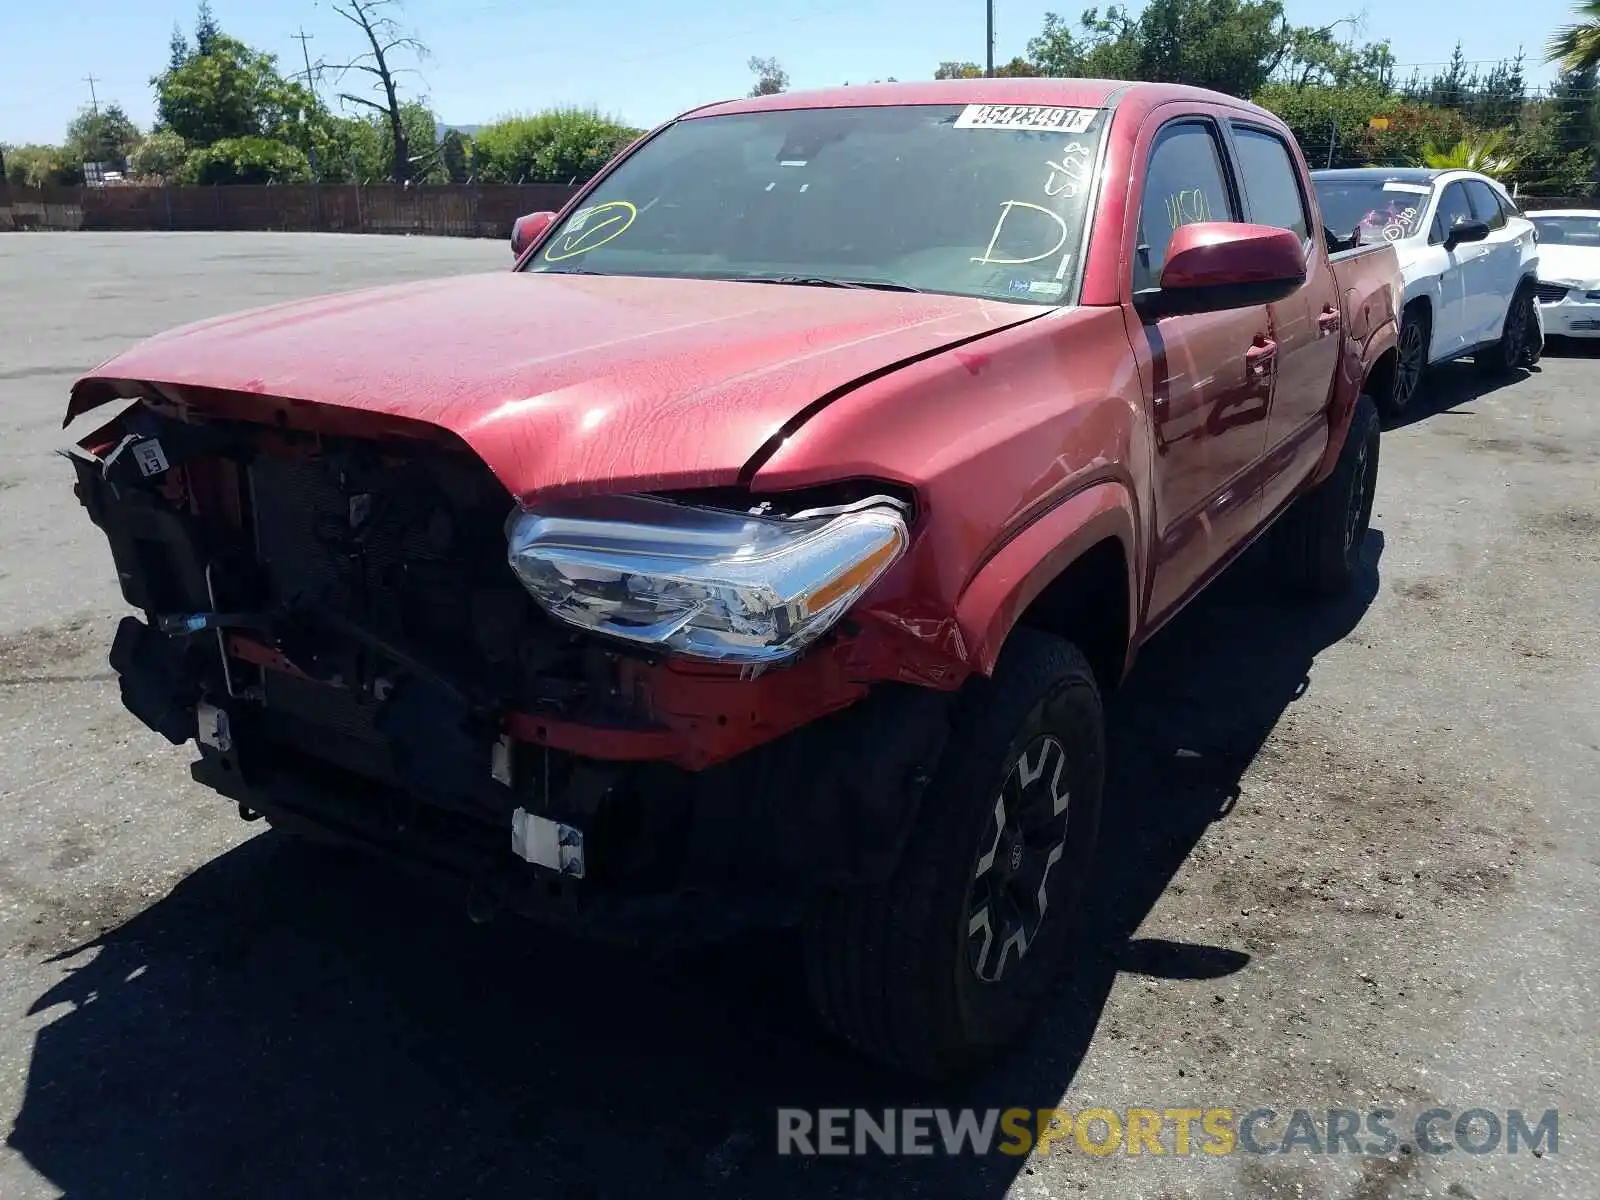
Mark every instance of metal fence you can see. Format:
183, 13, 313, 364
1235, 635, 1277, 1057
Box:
0, 183, 582, 237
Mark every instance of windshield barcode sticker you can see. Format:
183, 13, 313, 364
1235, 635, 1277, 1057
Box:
954, 105, 1098, 133
1382, 182, 1431, 194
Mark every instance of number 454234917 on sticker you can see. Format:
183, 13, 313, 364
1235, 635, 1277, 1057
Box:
953, 105, 1098, 133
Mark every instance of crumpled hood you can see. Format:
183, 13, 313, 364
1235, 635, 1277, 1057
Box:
1536, 244, 1600, 289
71, 271, 1043, 501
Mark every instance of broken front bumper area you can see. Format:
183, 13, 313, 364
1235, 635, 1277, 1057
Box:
72, 405, 953, 943
112, 613, 952, 944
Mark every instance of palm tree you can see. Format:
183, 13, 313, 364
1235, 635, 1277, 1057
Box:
1548, 1, 1600, 70
1418, 130, 1521, 176
1547, 1, 1600, 193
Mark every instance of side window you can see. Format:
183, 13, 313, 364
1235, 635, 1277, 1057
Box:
1134, 121, 1239, 292
1230, 125, 1310, 241
1430, 182, 1474, 244
1464, 180, 1507, 231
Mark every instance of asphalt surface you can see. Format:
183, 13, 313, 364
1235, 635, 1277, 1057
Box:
0, 232, 1596, 1200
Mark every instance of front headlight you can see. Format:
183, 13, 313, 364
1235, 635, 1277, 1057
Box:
506, 494, 908, 663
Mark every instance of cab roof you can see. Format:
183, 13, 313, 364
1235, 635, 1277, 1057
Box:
687, 77, 1277, 121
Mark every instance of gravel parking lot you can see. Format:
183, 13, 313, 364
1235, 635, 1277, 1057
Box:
0, 232, 1596, 1200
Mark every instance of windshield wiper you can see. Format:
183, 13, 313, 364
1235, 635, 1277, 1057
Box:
726, 275, 923, 293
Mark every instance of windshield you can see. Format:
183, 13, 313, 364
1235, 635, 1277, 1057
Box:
1530, 214, 1600, 246
1314, 179, 1433, 246
520, 104, 1108, 304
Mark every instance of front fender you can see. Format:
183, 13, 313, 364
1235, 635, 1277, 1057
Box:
954, 481, 1139, 678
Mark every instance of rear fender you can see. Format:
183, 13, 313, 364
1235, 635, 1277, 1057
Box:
954, 481, 1139, 678
1313, 297, 1398, 485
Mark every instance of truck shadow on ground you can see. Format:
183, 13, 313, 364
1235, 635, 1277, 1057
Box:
8, 533, 1383, 1200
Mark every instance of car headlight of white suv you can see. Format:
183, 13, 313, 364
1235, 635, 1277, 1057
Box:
507, 493, 909, 663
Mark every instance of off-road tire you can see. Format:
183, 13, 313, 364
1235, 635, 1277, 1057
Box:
803, 629, 1103, 1080
1385, 302, 1429, 418
1272, 393, 1381, 596
1475, 282, 1538, 376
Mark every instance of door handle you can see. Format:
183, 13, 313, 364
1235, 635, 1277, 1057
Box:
1317, 306, 1341, 336
1245, 337, 1277, 379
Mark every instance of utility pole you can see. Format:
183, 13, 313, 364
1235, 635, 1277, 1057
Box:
985, 0, 994, 77
292, 28, 317, 100
83, 74, 100, 113
291, 28, 321, 180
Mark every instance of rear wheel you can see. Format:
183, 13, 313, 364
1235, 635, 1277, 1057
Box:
1476, 283, 1537, 376
803, 629, 1103, 1080
1386, 303, 1429, 418
1272, 393, 1381, 596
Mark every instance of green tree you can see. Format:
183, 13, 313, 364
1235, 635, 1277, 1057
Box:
153, 7, 336, 180
3, 144, 81, 187
179, 136, 312, 184
1274, 19, 1395, 89
1023, 2, 1392, 97
155, 30, 305, 146
64, 104, 141, 168
1509, 98, 1594, 195
472, 108, 639, 183
748, 56, 789, 96
933, 58, 1039, 78
1547, 2, 1600, 193
440, 128, 470, 182
1418, 129, 1520, 176
128, 129, 189, 179
1254, 83, 1471, 168
1025, 0, 1286, 96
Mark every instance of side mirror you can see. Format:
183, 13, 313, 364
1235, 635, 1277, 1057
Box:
511, 211, 556, 257
1136, 221, 1307, 319
1445, 218, 1490, 250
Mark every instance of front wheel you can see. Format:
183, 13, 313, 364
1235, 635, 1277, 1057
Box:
1476, 285, 1538, 376
803, 629, 1104, 1080
1385, 305, 1429, 418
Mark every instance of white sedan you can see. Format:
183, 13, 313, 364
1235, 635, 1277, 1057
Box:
1528, 209, 1600, 338
1313, 168, 1543, 416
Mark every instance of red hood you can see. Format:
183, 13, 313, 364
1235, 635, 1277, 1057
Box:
72, 272, 1043, 501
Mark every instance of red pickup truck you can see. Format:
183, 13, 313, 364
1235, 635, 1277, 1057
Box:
65, 79, 1399, 1078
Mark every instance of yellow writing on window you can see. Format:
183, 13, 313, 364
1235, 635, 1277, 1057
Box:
1165, 189, 1212, 231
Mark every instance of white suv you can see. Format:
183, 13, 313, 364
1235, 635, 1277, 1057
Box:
1312, 168, 1542, 415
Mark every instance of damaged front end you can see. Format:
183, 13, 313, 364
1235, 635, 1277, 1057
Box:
65, 391, 951, 944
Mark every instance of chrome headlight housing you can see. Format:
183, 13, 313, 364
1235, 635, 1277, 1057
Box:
506, 493, 909, 663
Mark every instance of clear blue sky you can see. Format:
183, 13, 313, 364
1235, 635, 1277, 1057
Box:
1, 0, 1579, 145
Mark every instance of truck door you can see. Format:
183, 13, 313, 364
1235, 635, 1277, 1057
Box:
1129, 116, 1274, 622
1226, 121, 1337, 520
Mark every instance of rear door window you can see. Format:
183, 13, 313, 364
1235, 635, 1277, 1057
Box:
1134, 120, 1240, 292
1464, 180, 1507, 231
1230, 125, 1309, 242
